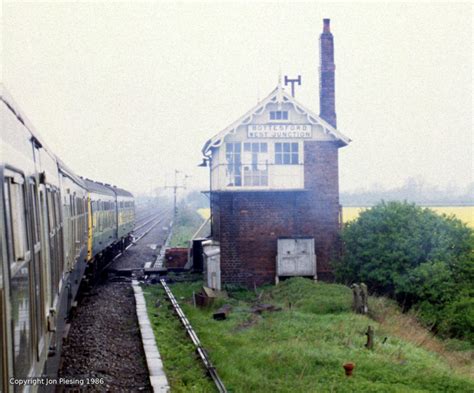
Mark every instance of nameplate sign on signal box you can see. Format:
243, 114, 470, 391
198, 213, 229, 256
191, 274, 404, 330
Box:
247, 124, 312, 138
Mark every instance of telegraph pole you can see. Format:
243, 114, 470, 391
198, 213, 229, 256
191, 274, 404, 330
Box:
165, 169, 187, 221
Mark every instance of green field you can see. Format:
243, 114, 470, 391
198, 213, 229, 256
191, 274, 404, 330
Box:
144, 278, 473, 392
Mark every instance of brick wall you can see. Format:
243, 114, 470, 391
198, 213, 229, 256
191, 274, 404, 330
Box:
211, 141, 341, 286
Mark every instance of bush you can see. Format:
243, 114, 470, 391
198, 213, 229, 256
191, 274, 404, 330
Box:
169, 201, 205, 247
334, 201, 473, 341
440, 296, 474, 342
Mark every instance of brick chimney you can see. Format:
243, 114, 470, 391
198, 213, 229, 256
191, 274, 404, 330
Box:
319, 18, 337, 128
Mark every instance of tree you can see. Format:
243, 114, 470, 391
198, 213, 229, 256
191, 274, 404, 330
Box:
334, 201, 473, 341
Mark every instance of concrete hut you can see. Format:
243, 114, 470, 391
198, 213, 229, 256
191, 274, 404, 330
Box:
200, 19, 350, 288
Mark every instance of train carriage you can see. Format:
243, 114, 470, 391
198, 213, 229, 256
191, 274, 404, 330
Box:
83, 179, 118, 260
0, 85, 136, 392
1, 87, 70, 392
110, 186, 135, 241
57, 161, 88, 274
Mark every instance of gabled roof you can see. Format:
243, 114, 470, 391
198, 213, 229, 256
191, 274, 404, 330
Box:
202, 84, 351, 156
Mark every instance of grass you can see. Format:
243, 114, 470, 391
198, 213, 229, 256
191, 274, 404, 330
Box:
368, 297, 473, 377
145, 278, 474, 393
143, 284, 215, 392
169, 206, 205, 248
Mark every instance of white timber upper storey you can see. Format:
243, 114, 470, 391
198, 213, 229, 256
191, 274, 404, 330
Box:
201, 84, 351, 192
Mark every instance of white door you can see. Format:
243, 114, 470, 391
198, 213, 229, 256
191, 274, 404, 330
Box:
277, 238, 316, 277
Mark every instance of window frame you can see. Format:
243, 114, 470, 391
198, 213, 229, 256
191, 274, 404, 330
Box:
269, 110, 289, 121
225, 142, 242, 187
275, 142, 299, 165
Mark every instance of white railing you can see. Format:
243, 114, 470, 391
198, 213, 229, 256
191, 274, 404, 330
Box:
210, 163, 305, 191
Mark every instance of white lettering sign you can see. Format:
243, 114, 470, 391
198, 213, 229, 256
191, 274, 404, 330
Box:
247, 124, 312, 138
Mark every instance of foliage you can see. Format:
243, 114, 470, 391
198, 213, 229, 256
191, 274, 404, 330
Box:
169, 201, 205, 247
184, 190, 210, 210
334, 201, 474, 342
145, 278, 474, 392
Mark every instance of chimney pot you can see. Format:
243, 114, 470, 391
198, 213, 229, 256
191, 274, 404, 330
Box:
323, 18, 331, 33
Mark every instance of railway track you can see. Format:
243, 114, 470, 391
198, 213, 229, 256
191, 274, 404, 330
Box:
132, 208, 173, 243
161, 279, 227, 393
57, 206, 173, 392
134, 206, 160, 227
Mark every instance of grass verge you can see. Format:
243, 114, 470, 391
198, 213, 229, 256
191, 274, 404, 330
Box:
143, 284, 216, 392
145, 278, 474, 392
169, 205, 204, 248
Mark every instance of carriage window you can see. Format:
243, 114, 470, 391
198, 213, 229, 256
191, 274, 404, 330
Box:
54, 192, 61, 229
46, 190, 55, 234
10, 259, 32, 380
29, 181, 41, 244
0, 289, 4, 392
3, 175, 32, 381
5, 177, 29, 263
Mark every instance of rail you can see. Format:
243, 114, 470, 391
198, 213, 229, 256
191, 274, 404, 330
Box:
132, 208, 173, 243
160, 278, 227, 393
134, 210, 166, 232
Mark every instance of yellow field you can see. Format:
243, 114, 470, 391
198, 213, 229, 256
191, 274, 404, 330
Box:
343, 206, 474, 227
198, 206, 473, 227
197, 208, 211, 220
429, 206, 474, 227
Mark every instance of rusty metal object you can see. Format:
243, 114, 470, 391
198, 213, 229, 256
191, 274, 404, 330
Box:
195, 292, 214, 307
195, 286, 228, 308
213, 305, 232, 320
343, 362, 355, 376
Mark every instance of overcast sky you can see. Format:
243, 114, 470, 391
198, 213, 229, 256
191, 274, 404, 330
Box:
2, 1, 472, 196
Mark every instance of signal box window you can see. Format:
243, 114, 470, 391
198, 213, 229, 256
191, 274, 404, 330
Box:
243, 142, 268, 186
226, 143, 242, 186
269, 111, 288, 121
275, 142, 299, 165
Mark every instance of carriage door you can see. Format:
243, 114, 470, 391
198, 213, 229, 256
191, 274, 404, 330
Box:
3, 170, 33, 381
277, 237, 316, 279
28, 177, 46, 358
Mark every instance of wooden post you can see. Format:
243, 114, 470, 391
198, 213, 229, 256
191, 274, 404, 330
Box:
360, 283, 368, 314
351, 284, 362, 313
365, 325, 374, 350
